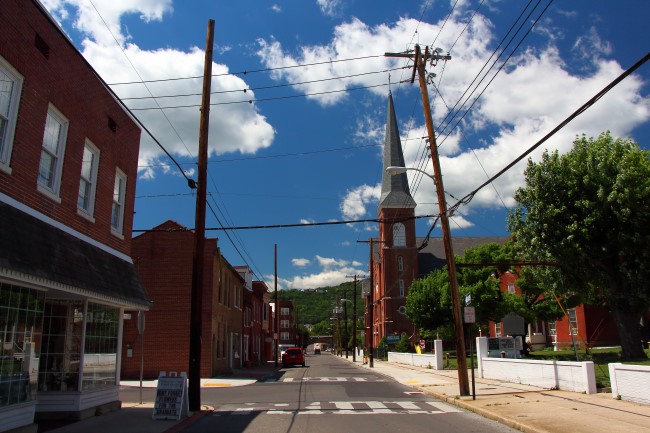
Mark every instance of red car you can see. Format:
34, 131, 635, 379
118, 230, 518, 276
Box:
282, 347, 305, 368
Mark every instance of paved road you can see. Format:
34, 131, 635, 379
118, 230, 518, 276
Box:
135, 353, 518, 433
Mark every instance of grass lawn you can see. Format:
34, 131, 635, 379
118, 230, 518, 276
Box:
520, 347, 650, 388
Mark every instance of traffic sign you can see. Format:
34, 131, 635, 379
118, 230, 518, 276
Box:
464, 306, 476, 323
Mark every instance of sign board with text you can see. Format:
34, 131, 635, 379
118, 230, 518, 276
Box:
152, 372, 188, 420
463, 306, 476, 323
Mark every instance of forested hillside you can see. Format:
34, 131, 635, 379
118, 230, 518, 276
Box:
276, 281, 365, 326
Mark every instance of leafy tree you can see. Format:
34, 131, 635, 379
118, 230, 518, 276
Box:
508, 132, 650, 360
311, 320, 331, 336
457, 242, 514, 329
405, 269, 452, 333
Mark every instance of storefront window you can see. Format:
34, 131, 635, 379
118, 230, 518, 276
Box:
82, 303, 118, 390
0, 284, 44, 406
38, 300, 83, 392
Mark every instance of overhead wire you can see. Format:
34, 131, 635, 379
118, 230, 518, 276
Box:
107, 54, 387, 86
447, 50, 650, 217
119, 66, 407, 101
85, 1, 194, 188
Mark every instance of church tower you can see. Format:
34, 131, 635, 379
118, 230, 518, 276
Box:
372, 93, 419, 347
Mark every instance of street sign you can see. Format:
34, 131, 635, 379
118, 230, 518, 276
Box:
463, 306, 476, 324
465, 293, 471, 306
386, 335, 400, 344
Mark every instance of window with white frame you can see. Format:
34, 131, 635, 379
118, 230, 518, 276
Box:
568, 308, 578, 335
0, 56, 23, 170
281, 307, 290, 316
393, 223, 406, 246
399, 279, 405, 297
111, 168, 126, 234
397, 255, 404, 271
494, 322, 502, 337
77, 140, 99, 218
280, 332, 290, 341
507, 283, 516, 294
38, 105, 68, 197
281, 320, 290, 329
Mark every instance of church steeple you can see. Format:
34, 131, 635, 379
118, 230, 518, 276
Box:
378, 93, 416, 214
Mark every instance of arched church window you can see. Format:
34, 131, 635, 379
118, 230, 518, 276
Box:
393, 223, 406, 246
397, 256, 404, 271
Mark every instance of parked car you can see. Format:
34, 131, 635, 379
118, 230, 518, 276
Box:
282, 347, 305, 368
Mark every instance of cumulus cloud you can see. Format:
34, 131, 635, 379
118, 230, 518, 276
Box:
43, 0, 276, 179
270, 254, 366, 289
340, 184, 380, 219
254, 14, 649, 225
292, 258, 311, 267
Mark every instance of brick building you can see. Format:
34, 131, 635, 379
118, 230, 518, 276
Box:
123, 220, 245, 380
0, 0, 151, 430
278, 300, 296, 348
367, 93, 508, 349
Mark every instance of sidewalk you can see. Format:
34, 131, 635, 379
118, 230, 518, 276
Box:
39, 357, 650, 433
343, 355, 650, 433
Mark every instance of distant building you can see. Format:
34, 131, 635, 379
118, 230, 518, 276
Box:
0, 1, 150, 430
278, 300, 296, 347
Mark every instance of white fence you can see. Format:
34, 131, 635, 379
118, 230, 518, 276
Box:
476, 337, 597, 394
387, 340, 444, 369
609, 363, 650, 404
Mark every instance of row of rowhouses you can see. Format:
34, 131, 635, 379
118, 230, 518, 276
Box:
120, 220, 285, 379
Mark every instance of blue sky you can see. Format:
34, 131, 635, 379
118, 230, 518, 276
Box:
42, 0, 650, 290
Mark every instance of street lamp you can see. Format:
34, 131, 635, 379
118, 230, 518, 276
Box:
386, 165, 469, 395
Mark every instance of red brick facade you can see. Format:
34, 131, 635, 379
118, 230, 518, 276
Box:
371, 207, 419, 347
0, 0, 139, 255
123, 221, 246, 379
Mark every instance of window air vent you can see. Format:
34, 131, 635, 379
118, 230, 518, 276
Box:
35, 33, 50, 58
108, 116, 117, 133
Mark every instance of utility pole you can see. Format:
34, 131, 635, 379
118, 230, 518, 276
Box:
385, 44, 469, 396
189, 18, 214, 411
274, 244, 278, 366
357, 239, 380, 368
346, 274, 365, 362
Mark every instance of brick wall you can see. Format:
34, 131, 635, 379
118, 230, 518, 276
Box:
0, 0, 140, 255
122, 222, 217, 379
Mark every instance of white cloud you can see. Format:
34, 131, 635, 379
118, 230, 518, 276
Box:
300, 218, 316, 224
253, 15, 649, 226
340, 184, 380, 219
43, 0, 276, 180
292, 258, 311, 267
316, 0, 341, 17
271, 4, 282, 13
273, 254, 366, 289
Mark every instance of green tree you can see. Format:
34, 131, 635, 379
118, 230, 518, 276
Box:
508, 132, 650, 360
311, 320, 331, 336
457, 242, 514, 330
405, 269, 452, 333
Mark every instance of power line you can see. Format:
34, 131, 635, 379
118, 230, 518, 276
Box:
108, 54, 386, 86
128, 83, 389, 110
448, 50, 650, 217
133, 213, 439, 233
119, 67, 407, 101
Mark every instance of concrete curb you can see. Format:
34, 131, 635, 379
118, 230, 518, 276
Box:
417, 386, 549, 433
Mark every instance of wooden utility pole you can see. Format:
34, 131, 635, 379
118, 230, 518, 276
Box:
385, 44, 469, 396
189, 18, 214, 411
274, 244, 279, 366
